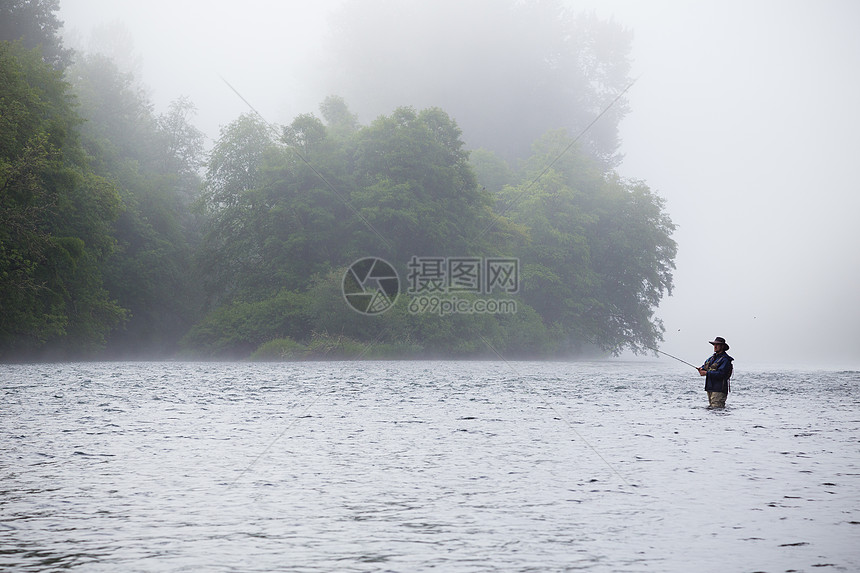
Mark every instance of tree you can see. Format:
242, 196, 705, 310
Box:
351, 106, 495, 262
198, 108, 361, 304
282, 113, 327, 157
0, 43, 125, 356
68, 54, 205, 355
0, 0, 71, 68
197, 113, 282, 303
156, 96, 205, 189
319, 95, 359, 138
188, 100, 676, 359
470, 148, 515, 194
67, 53, 157, 168
498, 130, 676, 354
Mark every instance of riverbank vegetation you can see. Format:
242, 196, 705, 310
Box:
1, 0, 676, 361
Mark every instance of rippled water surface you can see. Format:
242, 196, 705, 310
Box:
2, 361, 859, 572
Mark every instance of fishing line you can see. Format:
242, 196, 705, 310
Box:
572, 323, 699, 371
643, 346, 699, 370
217, 77, 404, 485
218, 74, 642, 486
477, 76, 639, 241
478, 336, 633, 487
227, 389, 326, 488
227, 327, 393, 487
217, 75, 394, 253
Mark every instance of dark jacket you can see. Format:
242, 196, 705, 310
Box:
702, 352, 733, 393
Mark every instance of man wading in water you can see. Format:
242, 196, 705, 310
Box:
698, 337, 733, 408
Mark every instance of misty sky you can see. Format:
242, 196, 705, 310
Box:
58, 0, 860, 368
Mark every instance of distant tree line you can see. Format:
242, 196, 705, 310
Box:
0, 0, 676, 360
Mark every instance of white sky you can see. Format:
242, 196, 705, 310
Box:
579, 0, 860, 368
59, 0, 860, 368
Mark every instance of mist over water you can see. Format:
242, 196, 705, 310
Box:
5, 3, 859, 570
56, 0, 860, 367
599, 0, 860, 369
3, 361, 859, 571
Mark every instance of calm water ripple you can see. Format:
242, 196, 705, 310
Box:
2, 361, 859, 571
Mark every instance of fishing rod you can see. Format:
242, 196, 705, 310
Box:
577, 328, 700, 371
644, 346, 700, 370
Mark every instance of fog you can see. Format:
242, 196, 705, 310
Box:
589, 0, 860, 369
59, 0, 860, 368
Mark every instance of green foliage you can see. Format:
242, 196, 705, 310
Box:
180, 290, 309, 358
0, 42, 126, 357
69, 53, 204, 355
470, 148, 515, 193
182, 99, 675, 360
0, 0, 71, 69
250, 337, 306, 361
156, 96, 205, 182
351, 106, 495, 261
283, 113, 327, 157
1, 13, 675, 360
197, 114, 351, 303
304, 332, 372, 359
498, 130, 677, 354
319, 95, 359, 138
250, 333, 425, 362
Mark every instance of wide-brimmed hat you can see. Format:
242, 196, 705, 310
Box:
709, 336, 729, 351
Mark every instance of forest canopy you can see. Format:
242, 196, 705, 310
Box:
0, 0, 676, 361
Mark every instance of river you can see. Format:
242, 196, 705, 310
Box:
2, 361, 858, 572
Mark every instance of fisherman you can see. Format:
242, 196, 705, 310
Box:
697, 336, 733, 408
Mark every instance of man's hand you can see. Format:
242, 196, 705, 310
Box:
697, 367, 707, 376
